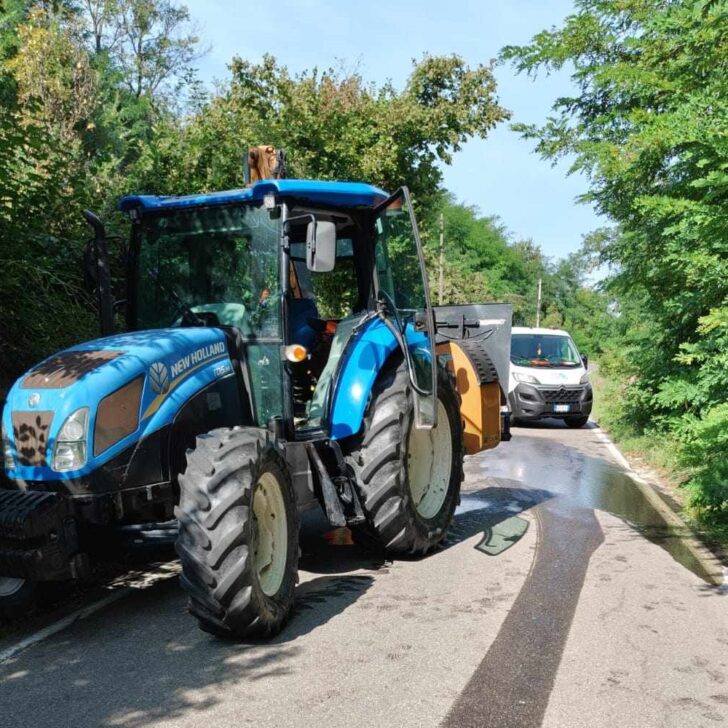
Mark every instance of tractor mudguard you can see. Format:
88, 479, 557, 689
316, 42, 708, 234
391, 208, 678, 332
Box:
326, 316, 434, 440
327, 317, 400, 440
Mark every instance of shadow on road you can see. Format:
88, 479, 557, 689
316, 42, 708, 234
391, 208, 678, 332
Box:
510, 417, 598, 430
0, 563, 379, 728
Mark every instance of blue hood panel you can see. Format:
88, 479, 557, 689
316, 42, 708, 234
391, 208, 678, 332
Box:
3, 328, 233, 481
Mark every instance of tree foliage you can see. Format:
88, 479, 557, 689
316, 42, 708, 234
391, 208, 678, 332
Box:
127, 53, 509, 216
422, 193, 615, 355
504, 0, 728, 523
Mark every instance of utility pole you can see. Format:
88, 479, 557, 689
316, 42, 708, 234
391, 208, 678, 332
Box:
536, 278, 542, 327
438, 212, 444, 305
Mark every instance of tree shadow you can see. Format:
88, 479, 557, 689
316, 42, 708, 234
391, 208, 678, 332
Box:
0, 564, 375, 728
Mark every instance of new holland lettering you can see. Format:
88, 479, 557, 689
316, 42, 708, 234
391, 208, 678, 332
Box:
171, 342, 226, 379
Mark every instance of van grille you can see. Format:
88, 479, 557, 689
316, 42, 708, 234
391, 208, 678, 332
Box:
540, 387, 584, 404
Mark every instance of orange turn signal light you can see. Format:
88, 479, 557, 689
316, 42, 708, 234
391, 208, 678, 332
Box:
285, 344, 308, 362
324, 320, 337, 335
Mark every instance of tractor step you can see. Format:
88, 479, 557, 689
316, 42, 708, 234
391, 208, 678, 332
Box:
114, 520, 179, 546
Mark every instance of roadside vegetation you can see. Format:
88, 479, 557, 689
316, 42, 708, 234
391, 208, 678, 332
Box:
504, 0, 728, 536
1, 1, 724, 536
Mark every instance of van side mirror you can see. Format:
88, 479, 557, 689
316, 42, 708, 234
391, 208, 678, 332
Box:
581, 354, 588, 369
306, 220, 336, 272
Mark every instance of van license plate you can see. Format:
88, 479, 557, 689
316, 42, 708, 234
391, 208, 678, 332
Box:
554, 404, 571, 413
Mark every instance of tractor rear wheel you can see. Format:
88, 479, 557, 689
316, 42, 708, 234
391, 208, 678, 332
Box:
345, 363, 464, 555
175, 428, 299, 638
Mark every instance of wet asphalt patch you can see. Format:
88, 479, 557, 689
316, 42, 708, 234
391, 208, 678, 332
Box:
444, 426, 724, 728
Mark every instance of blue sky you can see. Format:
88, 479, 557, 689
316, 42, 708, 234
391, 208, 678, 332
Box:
185, 0, 605, 264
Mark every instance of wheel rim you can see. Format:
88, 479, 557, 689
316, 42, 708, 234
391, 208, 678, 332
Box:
407, 398, 453, 519
252, 471, 288, 597
0, 576, 25, 598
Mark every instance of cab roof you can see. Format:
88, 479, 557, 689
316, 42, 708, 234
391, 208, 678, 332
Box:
119, 179, 390, 215
512, 326, 571, 337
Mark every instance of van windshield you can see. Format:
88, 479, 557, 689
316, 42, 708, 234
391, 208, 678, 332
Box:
511, 334, 581, 368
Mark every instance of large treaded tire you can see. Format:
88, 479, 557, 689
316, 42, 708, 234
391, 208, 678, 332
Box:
175, 427, 299, 638
565, 415, 589, 428
344, 362, 464, 556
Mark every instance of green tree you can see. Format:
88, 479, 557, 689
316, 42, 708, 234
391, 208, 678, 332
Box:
127, 54, 509, 213
503, 0, 728, 523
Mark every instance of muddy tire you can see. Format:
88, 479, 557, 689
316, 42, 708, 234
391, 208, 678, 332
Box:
175, 428, 299, 638
565, 415, 589, 428
344, 362, 464, 555
0, 577, 40, 622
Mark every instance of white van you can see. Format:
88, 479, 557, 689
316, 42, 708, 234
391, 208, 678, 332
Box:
507, 326, 592, 428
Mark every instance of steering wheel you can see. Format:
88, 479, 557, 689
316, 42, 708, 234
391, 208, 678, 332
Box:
173, 303, 248, 329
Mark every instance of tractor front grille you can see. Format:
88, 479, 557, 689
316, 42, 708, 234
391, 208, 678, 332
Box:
12, 411, 54, 467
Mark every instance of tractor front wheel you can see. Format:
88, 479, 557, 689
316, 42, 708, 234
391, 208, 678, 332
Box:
175, 428, 299, 638
0, 577, 39, 621
345, 363, 464, 555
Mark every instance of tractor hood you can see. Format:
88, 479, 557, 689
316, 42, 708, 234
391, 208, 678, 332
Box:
2, 328, 233, 481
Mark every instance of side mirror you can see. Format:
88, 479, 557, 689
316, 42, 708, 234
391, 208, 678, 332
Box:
581, 354, 588, 369
306, 221, 336, 272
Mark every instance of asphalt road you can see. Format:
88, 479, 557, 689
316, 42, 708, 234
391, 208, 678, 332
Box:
1, 421, 726, 728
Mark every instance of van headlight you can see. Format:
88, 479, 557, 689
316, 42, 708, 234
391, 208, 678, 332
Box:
513, 372, 540, 385
53, 408, 89, 472
1, 421, 14, 470
579, 372, 590, 384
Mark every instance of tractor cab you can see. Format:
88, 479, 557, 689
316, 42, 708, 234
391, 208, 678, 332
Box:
118, 181, 438, 441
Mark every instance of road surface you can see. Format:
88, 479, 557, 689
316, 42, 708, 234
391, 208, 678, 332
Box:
0, 421, 726, 728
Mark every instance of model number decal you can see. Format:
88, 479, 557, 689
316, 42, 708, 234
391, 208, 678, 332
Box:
214, 362, 231, 377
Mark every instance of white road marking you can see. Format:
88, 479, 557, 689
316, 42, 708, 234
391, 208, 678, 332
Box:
0, 562, 180, 664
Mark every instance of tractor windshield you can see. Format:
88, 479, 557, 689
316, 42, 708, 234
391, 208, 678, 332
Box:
135, 203, 281, 337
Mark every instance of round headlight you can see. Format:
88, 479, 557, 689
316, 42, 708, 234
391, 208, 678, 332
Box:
53, 408, 89, 472
62, 419, 85, 441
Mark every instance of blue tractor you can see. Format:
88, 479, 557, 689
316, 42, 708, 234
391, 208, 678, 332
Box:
0, 178, 511, 636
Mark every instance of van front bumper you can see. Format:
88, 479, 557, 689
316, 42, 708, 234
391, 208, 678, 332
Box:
508, 382, 593, 421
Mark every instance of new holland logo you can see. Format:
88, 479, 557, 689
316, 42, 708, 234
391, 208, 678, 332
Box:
149, 362, 170, 395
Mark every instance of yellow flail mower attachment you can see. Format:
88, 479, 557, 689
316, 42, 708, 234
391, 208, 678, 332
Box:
435, 304, 512, 455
